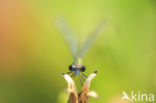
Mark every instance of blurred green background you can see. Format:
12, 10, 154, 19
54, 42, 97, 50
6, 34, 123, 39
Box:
0, 0, 156, 103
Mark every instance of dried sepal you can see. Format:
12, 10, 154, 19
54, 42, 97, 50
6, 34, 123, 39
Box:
87, 91, 99, 98
62, 73, 78, 103
62, 71, 98, 103
78, 71, 98, 103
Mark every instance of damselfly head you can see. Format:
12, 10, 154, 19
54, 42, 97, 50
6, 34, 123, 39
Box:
69, 64, 86, 75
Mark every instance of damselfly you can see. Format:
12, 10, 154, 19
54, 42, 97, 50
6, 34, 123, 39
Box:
55, 18, 105, 84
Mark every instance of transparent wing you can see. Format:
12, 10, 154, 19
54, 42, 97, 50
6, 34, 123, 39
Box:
55, 18, 78, 56
79, 21, 105, 57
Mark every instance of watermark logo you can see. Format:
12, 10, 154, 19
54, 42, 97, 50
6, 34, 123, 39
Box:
122, 91, 155, 102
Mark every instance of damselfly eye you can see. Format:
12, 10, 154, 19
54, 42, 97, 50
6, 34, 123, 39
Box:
81, 65, 86, 72
69, 65, 74, 71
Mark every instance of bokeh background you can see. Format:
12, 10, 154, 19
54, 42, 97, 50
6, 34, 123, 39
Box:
0, 0, 156, 103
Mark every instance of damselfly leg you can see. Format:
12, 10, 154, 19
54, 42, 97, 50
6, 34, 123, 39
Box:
66, 71, 72, 74
78, 75, 83, 86
80, 73, 86, 81
82, 73, 87, 78
71, 73, 74, 78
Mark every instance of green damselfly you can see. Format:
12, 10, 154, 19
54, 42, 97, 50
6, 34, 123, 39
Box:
55, 18, 105, 84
